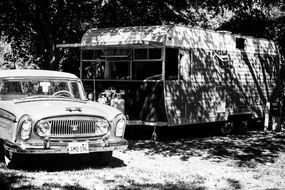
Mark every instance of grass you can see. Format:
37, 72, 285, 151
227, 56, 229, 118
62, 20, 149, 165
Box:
0, 131, 285, 190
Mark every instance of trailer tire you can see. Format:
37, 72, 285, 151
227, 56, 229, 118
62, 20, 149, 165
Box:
236, 120, 248, 134
221, 121, 234, 135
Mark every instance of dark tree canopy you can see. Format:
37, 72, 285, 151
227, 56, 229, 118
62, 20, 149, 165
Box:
0, 0, 285, 70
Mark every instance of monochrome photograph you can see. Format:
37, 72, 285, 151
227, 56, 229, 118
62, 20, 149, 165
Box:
0, 0, 285, 189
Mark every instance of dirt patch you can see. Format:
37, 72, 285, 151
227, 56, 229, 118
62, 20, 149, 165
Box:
0, 131, 285, 190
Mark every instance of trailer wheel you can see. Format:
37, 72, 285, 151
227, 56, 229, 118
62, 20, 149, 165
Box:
237, 120, 248, 134
221, 121, 234, 135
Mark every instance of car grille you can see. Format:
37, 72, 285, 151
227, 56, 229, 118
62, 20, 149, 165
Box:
39, 116, 108, 138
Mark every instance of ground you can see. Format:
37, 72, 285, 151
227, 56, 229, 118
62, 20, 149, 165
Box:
0, 131, 285, 190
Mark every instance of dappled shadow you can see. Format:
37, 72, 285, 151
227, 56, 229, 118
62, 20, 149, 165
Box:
113, 181, 206, 190
164, 27, 279, 125
128, 131, 285, 167
0, 155, 127, 190
0, 172, 25, 190
109, 156, 127, 168
0, 172, 89, 190
82, 26, 169, 46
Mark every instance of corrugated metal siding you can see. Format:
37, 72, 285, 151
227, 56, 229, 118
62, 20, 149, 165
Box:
166, 26, 236, 51
165, 47, 279, 125
81, 25, 171, 46
166, 26, 279, 55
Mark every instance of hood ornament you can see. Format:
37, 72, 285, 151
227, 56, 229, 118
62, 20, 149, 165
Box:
70, 125, 78, 132
66, 106, 82, 112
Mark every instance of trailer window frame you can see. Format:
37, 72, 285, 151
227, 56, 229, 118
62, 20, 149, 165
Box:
80, 47, 163, 81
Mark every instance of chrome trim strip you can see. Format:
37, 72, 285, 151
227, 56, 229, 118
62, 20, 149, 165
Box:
127, 120, 167, 126
4, 139, 128, 154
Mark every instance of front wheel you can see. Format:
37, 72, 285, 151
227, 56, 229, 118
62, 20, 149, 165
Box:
89, 151, 113, 167
0, 140, 4, 163
3, 151, 19, 168
1, 144, 23, 168
0, 141, 11, 167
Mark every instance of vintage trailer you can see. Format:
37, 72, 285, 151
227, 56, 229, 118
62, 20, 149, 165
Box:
58, 25, 281, 134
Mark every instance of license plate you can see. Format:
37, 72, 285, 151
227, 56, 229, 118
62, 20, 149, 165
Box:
68, 142, 89, 154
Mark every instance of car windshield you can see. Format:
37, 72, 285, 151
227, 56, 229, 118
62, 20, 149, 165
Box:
0, 79, 86, 101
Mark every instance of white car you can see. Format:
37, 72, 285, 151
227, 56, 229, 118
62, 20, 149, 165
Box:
0, 69, 128, 167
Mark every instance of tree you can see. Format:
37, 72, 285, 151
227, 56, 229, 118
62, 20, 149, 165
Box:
1, 0, 285, 71
0, 34, 38, 69
0, 0, 99, 70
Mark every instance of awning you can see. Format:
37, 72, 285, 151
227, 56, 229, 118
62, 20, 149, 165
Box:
57, 40, 164, 49
56, 43, 82, 48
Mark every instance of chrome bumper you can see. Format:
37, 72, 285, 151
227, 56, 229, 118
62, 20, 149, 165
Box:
4, 138, 128, 155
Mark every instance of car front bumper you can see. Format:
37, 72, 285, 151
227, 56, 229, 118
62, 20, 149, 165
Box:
4, 137, 128, 155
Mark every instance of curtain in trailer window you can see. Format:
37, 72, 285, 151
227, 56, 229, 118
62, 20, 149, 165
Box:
179, 49, 191, 80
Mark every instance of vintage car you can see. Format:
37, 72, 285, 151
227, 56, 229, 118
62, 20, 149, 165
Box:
0, 69, 128, 167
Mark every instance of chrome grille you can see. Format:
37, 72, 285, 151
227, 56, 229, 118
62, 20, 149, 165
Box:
40, 116, 108, 138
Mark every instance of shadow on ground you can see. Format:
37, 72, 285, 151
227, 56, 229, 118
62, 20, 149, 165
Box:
0, 154, 126, 172
0, 170, 89, 190
128, 129, 285, 167
113, 181, 206, 190
0, 155, 126, 190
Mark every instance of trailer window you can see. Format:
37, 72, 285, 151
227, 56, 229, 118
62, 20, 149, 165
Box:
104, 49, 132, 60
133, 48, 162, 80
133, 61, 162, 80
81, 48, 162, 80
105, 61, 130, 79
149, 48, 161, 59
236, 38, 245, 50
134, 49, 147, 59
165, 48, 179, 80
82, 50, 103, 60
83, 61, 106, 79
134, 48, 161, 60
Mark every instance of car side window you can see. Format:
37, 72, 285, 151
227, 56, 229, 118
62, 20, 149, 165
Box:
71, 82, 80, 99
0, 80, 7, 94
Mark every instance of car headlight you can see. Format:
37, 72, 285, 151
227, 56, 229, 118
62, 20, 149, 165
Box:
36, 121, 51, 137
115, 115, 126, 137
19, 115, 33, 140
95, 119, 109, 136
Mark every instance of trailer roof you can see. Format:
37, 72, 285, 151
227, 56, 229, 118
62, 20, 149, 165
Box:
57, 25, 279, 55
81, 25, 171, 48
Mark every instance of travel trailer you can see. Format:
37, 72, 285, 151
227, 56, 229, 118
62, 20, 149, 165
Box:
57, 25, 282, 134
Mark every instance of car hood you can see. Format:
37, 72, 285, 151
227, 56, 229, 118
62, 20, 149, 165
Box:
9, 98, 121, 121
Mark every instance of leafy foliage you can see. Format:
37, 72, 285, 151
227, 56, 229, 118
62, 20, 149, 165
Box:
0, 34, 38, 69
0, 0, 285, 70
